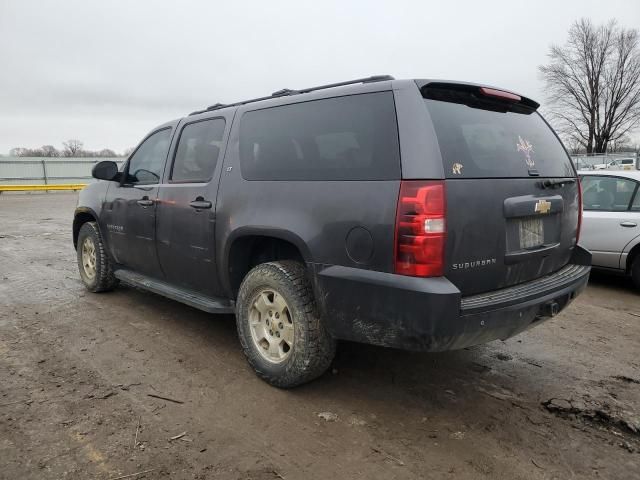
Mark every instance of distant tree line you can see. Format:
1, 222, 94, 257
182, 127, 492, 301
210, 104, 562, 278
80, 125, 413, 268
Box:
564, 135, 639, 155
8, 140, 133, 158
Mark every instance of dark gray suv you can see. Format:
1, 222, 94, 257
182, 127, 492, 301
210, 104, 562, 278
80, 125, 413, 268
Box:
73, 76, 591, 387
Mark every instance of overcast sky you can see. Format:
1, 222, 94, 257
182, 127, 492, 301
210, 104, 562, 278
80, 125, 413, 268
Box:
0, 0, 638, 154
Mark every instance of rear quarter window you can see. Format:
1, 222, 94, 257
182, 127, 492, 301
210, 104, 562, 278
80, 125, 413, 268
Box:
239, 92, 400, 181
425, 99, 575, 178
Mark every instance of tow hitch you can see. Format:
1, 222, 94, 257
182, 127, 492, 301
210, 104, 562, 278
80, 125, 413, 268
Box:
542, 301, 560, 318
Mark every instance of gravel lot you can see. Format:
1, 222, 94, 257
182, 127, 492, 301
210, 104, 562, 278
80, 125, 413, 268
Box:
1, 192, 639, 480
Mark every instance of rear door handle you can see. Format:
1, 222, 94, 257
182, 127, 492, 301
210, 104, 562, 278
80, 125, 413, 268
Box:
137, 197, 154, 207
189, 199, 212, 210
620, 221, 637, 228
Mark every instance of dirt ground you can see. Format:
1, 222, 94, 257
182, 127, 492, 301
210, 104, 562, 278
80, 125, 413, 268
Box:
0, 192, 639, 480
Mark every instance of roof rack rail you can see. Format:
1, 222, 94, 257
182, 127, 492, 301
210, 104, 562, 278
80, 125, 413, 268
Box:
188, 75, 394, 116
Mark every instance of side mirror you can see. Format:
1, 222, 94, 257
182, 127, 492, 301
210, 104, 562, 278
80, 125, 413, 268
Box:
92, 161, 119, 181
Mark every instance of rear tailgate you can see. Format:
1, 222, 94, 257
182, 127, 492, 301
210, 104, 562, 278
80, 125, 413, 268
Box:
445, 179, 579, 295
419, 82, 580, 296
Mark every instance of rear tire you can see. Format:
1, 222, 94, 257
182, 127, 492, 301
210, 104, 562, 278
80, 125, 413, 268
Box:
76, 221, 118, 293
631, 258, 640, 290
236, 261, 336, 388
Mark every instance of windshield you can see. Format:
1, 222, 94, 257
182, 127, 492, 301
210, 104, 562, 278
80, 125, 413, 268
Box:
424, 99, 575, 179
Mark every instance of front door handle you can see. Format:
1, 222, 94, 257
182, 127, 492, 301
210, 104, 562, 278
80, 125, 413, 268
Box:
137, 197, 154, 207
620, 221, 637, 228
189, 198, 212, 210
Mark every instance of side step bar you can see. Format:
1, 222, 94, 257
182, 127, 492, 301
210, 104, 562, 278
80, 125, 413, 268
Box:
114, 269, 235, 314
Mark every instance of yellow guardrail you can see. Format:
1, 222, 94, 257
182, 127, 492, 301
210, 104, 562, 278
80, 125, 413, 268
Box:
0, 184, 87, 192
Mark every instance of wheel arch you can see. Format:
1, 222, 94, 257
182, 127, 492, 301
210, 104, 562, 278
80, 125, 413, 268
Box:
224, 227, 313, 299
73, 207, 100, 249
625, 239, 640, 273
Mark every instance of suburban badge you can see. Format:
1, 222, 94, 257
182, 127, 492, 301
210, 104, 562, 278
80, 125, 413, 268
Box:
452, 258, 497, 270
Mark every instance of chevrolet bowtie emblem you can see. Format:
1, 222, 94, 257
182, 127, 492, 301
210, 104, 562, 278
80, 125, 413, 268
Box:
534, 199, 551, 214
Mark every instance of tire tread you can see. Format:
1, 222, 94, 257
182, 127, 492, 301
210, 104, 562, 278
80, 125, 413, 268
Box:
632, 257, 640, 290
236, 260, 335, 388
77, 221, 118, 293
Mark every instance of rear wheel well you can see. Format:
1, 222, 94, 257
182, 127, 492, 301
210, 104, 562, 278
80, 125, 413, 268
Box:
228, 236, 306, 298
73, 212, 97, 248
626, 242, 640, 273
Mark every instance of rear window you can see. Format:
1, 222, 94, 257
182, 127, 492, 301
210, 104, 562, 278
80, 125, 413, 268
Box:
424, 99, 575, 178
239, 92, 400, 181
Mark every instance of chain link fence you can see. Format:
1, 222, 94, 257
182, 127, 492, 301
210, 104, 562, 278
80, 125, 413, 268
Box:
0, 157, 126, 185
571, 152, 639, 171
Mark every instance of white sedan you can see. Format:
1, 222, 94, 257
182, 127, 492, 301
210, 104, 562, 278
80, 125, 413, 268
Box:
579, 170, 640, 288
592, 158, 636, 170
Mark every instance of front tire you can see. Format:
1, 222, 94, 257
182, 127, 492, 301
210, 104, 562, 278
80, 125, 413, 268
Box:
76, 221, 118, 292
236, 261, 336, 388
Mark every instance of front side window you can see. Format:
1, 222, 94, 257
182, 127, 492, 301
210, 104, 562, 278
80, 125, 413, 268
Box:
238, 92, 400, 181
171, 118, 226, 182
582, 176, 637, 211
127, 129, 171, 185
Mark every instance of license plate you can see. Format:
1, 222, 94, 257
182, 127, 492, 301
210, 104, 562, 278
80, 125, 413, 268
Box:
519, 217, 544, 249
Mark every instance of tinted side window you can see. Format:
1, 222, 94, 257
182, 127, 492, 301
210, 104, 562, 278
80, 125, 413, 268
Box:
171, 118, 226, 182
582, 176, 637, 211
127, 129, 171, 185
239, 92, 400, 181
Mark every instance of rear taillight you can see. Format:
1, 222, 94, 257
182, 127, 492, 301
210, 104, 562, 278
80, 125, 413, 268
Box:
576, 179, 583, 244
394, 180, 446, 277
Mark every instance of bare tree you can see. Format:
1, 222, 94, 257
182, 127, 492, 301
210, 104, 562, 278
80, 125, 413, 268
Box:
539, 19, 640, 153
9, 147, 46, 157
9, 148, 28, 157
122, 147, 135, 157
62, 139, 84, 157
9, 143, 126, 158
565, 136, 585, 154
96, 148, 117, 157
609, 135, 630, 152
40, 145, 59, 157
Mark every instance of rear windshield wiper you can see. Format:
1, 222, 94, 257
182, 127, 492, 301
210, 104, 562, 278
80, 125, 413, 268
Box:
540, 178, 576, 189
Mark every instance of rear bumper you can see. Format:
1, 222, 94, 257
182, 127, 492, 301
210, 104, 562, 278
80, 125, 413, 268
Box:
314, 246, 591, 351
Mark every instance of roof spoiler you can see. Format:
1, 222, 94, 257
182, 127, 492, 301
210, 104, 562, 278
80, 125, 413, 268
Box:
419, 81, 539, 113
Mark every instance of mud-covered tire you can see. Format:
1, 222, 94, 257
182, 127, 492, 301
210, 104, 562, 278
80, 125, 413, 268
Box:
632, 258, 640, 290
76, 221, 118, 293
236, 260, 336, 388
